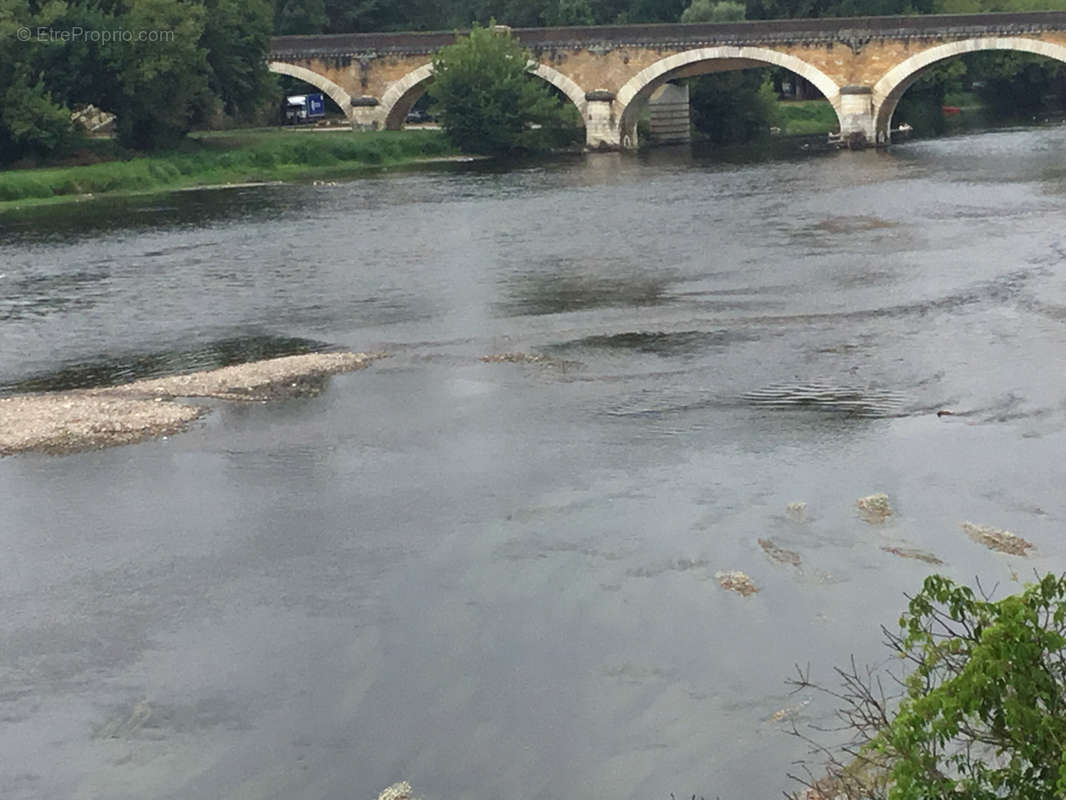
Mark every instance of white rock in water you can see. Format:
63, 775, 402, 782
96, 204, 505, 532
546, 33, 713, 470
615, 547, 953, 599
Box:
377, 782, 414, 800
715, 570, 758, 596
856, 493, 893, 524
962, 521, 1033, 556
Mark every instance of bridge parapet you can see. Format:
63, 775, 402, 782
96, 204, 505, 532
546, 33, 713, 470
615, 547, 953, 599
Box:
270, 11, 1066, 59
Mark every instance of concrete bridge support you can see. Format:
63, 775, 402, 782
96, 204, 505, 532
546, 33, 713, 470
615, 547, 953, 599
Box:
585, 92, 623, 150
648, 83, 691, 144
350, 97, 384, 130
837, 86, 876, 147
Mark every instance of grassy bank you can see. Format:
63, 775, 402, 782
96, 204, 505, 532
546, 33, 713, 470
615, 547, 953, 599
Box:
0, 128, 457, 209
776, 99, 840, 136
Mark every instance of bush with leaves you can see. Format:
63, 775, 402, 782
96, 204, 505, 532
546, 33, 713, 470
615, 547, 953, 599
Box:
788, 573, 1066, 800
429, 23, 581, 156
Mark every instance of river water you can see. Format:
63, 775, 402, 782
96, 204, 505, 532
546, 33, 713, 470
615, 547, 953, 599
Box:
2, 127, 1066, 800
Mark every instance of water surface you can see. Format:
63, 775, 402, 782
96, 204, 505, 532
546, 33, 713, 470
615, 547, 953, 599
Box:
2, 128, 1066, 800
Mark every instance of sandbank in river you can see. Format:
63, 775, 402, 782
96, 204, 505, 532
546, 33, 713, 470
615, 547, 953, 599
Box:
0, 351, 384, 456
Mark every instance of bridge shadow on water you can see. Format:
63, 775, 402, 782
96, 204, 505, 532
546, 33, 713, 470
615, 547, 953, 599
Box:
639, 133, 838, 167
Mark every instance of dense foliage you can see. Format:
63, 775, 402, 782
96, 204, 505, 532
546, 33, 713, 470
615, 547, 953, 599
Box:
429, 24, 582, 154
789, 574, 1066, 800
1, 0, 273, 162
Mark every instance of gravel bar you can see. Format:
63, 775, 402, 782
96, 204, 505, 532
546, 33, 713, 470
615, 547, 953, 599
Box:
0, 351, 384, 456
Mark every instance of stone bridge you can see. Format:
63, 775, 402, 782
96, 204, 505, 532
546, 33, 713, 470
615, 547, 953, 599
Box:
269, 11, 1066, 148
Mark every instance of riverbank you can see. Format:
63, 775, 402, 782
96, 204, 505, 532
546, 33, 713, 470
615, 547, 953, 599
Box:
0, 128, 457, 211
0, 351, 385, 456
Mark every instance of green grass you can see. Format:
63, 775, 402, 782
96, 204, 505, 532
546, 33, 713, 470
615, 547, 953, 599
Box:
0, 128, 457, 209
775, 99, 840, 135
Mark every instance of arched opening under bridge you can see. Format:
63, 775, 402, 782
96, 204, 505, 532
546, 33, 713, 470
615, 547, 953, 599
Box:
873, 38, 1066, 144
268, 61, 352, 123
615, 46, 846, 149
380, 62, 588, 131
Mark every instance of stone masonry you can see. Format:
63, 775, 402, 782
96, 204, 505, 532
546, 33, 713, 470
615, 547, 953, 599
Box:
269, 12, 1066, 149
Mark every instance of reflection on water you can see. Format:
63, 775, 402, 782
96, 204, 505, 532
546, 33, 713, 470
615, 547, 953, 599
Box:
2, 127, 1066, 800
551, 329, 760, 356
497, 262, 672, 317
0, 334, 330, 394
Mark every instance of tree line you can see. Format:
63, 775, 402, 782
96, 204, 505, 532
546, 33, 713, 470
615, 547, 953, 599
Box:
2, 0, 1065, 165
1, 0, 274, 162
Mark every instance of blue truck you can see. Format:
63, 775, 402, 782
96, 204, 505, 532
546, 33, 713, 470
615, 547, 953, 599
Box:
283, 93, 326, 124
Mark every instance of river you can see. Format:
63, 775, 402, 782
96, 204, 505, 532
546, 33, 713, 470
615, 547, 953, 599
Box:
2, 126, 1066, 800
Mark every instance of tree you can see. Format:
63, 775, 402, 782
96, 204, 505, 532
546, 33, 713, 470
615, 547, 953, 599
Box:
429, 23, 580, 155
202, 0, 274, 121
274, 0, 327, 34
1, 70, 75, 161
0, 0, 75, 162
681, 0, 746, 22
788, 574, 1066, 800
689, 70, 779, 144
109, 0, 211, 150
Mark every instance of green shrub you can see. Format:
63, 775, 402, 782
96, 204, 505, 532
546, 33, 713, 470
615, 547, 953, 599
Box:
790, 574, 1066, 800
429, 23, 581, 155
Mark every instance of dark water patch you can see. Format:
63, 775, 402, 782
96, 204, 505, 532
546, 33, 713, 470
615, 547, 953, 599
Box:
0, 334, 331, 394
743, 382, 906, 418
742, 267, 1040, 329
0, 269, 110, 321
684, 134, 839, 166
550, 329, 760, 357
139, 240, 224, 259
0, 188, 293, 245
496, 268, 672, 317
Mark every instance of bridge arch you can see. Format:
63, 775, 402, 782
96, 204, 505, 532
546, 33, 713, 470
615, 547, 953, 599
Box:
268, 61, 353, 120
873, 37, 1066, 142
381, 63, 435, 129
616, 46, 845, 141
379, 61, 588, 130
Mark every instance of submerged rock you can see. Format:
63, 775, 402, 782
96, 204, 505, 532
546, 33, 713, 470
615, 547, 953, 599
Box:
758, 538, 802, 567
480, 352, 547, 364
856, 493, 893, 524
769, 697, 810, 722
962, 521, 1033, 556
94, 701, 152, 739
785, 501, 808, 522
715, 570, 758, 597
881, 546, 943, 566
